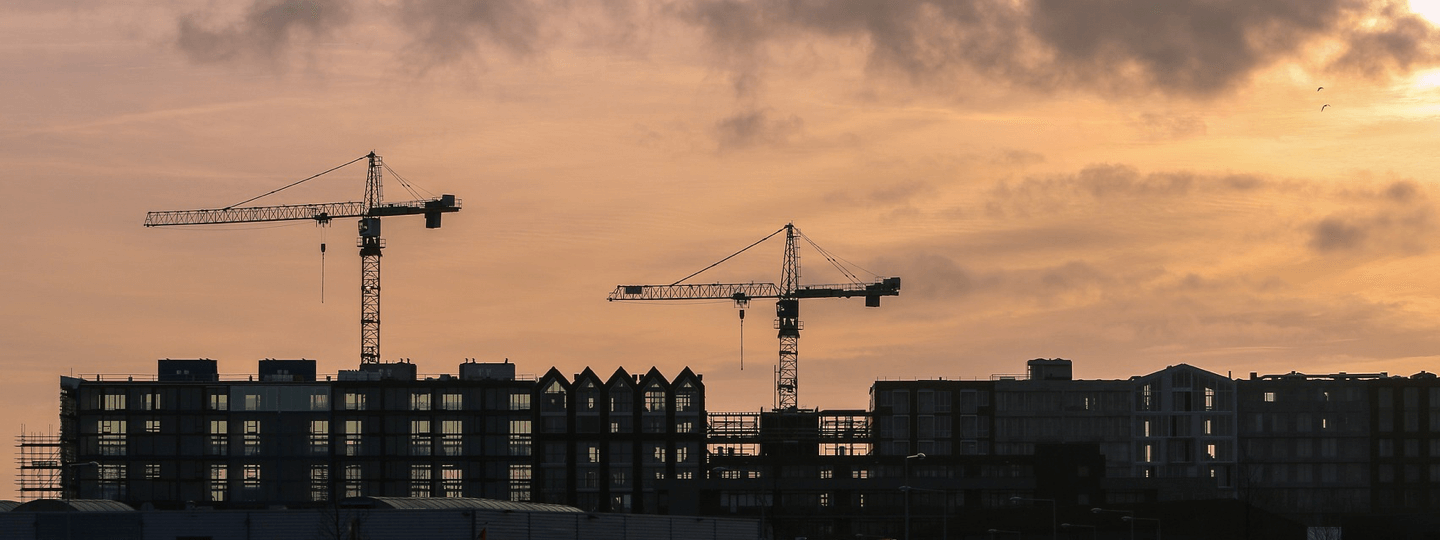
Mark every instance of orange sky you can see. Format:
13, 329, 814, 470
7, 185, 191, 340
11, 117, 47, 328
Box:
4, 0, 1440, 499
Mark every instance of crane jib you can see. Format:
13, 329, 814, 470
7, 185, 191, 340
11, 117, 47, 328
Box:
143, 195, 460, 227
607, 277, 899, 302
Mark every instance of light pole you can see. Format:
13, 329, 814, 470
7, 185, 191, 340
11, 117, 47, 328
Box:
63, 461, 98, 540
903, 453, 925, 540
1091, 507, 1135, 540
64, 461, 99, 500
1011, 496, 1057, 540
1061, 523, 1097, 540
903, 486, 948, 540
1123, 516, 1161, 540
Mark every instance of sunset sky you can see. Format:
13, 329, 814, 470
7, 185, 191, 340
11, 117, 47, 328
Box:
5, 0, 1440, 498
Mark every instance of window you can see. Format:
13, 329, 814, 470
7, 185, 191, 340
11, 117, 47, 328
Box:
209, 392, 228, 411
208, 420, 228, 455
918, 390, 935, 414
344, 392, 367, 411
310, 465, 329, 502
442, 393, 462, 411
542, 381, 567, 412
242, 464, 261, 494
645, 386, 666, 412
144, 420, 161, 433
442, 465, 463, 497
610, 388, 632, 412
441, 420, 463, 456
577, 382, 599, 412
411, 392, 432, 411
103, 394, 126, 411
310, 393, 329, 411
142, 393, 160, 411
98, 420, 126, 456
144, 463, 161, 479
96, 464, 125, 499
510, 464, 532, 502
410, 464, 432, 498
510, 420, 532, 456
310, 420, 329, 454
411, 420, 432, 456
243, 420, 261, 456
345, 420, 363, 456
610, 417, 632, 433
509, 392, 531, 411
344, 465, 362, 498
676, 382, 697, 412
209, 464, 228, 501
1263, 391, 1276, 403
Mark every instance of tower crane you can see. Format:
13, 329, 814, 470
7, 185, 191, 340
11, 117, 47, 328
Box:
143, 152, 460, 366
608, 223, 900, 410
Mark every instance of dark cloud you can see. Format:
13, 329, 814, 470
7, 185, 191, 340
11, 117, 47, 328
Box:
176, 0, 351, 64
1133, 112, 1207, 140
713, 108, 804, 149
1309, 216, 1367, 251
993, 149, 1045, 166
1385, 180, 1420, 202
395, 0, 547, 68
679, 0, 1439, 98
1329, 6, 1439, 78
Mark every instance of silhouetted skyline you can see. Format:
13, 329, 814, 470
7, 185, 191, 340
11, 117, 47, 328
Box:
7, 0, 1440, 500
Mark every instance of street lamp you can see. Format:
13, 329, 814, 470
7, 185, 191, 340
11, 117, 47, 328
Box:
903, 453, 925, 540
64, 461, 99, 500
1061, 523, 1097, 540
1122, 516, 1161, 540
1011, 496, 1057, 540
1091, 508, 1135, 540
903, 486, 949, 540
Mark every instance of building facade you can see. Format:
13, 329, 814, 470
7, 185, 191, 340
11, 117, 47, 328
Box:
60, 359, 702, 513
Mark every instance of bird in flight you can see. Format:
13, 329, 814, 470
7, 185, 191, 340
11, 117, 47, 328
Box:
1321, 104, 1330, 111
1317, 86, 1324, 91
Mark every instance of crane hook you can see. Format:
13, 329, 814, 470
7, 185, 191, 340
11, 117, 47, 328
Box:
738, 308, 745, 370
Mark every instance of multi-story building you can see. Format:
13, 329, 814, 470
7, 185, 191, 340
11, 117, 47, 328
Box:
60, 358, 702, 513
44, 355, 1440, 538
1235, 371, 1375, 526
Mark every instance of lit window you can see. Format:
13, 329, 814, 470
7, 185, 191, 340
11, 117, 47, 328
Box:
442, 393, 462, 410
209, 465, 228, 502
344, 393, 366, 410
509, 392, 530, 411
1263, 392, 1276, 402
442, 465, 463, 497
310, 465, 329, 502
310, 420, 328, 454
103, 394, 126, 411
411, 393, 432, 411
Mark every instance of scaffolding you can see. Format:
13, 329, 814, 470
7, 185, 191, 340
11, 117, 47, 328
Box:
15, 429, 63, 501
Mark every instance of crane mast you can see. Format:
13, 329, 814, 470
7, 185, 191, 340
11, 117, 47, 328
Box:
145, 152, 460, 366
776, 224, 801, 410
609, 223, 900, 410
